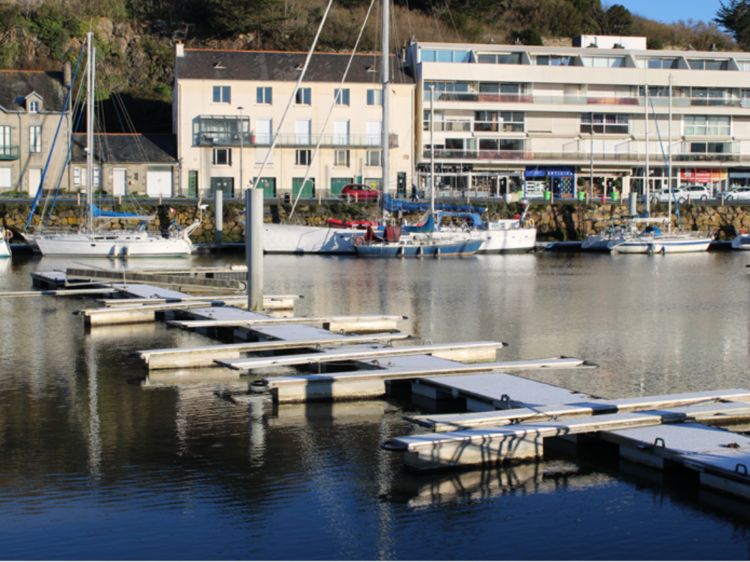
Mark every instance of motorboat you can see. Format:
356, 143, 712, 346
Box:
730, 231, 750, 250
581, 221, 627, 252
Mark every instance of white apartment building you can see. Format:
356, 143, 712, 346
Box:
406, 37, 750, 198
173, 46, 415, 199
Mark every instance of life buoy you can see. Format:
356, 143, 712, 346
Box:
355, 236, 364, 246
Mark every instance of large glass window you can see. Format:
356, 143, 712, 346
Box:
535, 55, 571, 66
477, 53, 522, 65
581, 114, 629, 134
422, 49, 472, 63
581, 56, 626, 68
637, 58, 679, 69
474, 111, 524, 132
684, 116, 730, 136
688, 59, 728, 70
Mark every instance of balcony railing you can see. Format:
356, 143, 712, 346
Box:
424, 92, 750, 109
424, 149, 743, 163
0, 145, 20, 160
199, 132, 400, 148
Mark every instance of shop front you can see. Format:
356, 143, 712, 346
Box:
524, 166, 575, 198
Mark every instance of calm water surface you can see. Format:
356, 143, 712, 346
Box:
2, 251, 750, 560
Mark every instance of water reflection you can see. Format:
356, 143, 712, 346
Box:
2, 252, 750, 559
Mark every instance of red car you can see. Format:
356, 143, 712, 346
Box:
339, 184, 379, 201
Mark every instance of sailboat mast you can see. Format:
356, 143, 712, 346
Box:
668, 75, 673, 231
430, 86, 435, 215
86, 32, 94, 234
644, 84, 650, 216
381, 0, 389, 196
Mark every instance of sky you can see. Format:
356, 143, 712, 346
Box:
618, 0, 723, 25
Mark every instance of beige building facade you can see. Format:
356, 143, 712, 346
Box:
0, 69, 71, 196
406, 37, 750, 198
173, 47, 415, 199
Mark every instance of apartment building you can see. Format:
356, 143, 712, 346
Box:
0, 69, 70, 195
173, 46, 415, 199
406, 36, 750, 198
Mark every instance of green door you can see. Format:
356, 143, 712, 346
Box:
330, 177, 353, 196
210, 177, 234, 197
292, 177, 315, 198
258, 177, 276, 197
188, 170, 198, 197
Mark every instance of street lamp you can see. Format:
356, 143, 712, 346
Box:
237, 106, 244, 198
589, 111, 594, 200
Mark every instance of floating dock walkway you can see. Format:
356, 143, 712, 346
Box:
11, 265, 750, 506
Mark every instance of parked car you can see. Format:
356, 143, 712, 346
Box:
339, 184, 379, 201
650, 184, 711, 203
718, 186, 750, 201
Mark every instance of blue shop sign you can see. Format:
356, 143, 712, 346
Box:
525, 166, 575, 178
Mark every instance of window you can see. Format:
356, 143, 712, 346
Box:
334, 149, 350, 167
29, 126, 41, 153
639, 86, 670, 97
256, 87, 272, 104
637, 58, 679, 69
581, 114, 629, 134
295, 149, 311, 165
366, 89, 382, 106
295, 88, 311, 105
421, 49, 473, 63
213, 148, 232, 165
688, 59, 728, 70
581, 56, 627, 68
690, 142, 727, 154
28, 101, 39, 113
684, 116, 730, 136
196, 116, 248, 146
474, 111, 524, 132
255, 118, 272, 144
0, 126, 11, 157
73, 168, 99, 187
366, 150, 381, 166
738, 60, 750, 71
213, 86, 231, 103
477, 53, 523, 65
535, 55, 571, 66
334, 88, 350, 106
74, 167, 81, 186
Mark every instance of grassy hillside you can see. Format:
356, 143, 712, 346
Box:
0, 0, 736, 133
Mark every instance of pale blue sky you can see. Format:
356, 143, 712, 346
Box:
618, 0, 724, 25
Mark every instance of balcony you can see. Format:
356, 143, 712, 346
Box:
252, 133, 399, 148
0, 145, 19, 160
423, 147, 744, 164
197, 133, 253, 147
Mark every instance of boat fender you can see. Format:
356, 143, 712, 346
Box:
4, 230, 12, 240
525, 219, 535, 228
434, 247, 441, 258
416, 245, 423, 258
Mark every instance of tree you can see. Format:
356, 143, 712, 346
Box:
715, 0, 750, 49
593, 4, 633, 36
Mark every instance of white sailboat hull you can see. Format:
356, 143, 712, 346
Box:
0, 235, 10, 258
475, 222, 537, 253
36, 231, 194, 257
263, 223, 359, 254
610, 235, 711, 254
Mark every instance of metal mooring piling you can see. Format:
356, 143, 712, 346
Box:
246, 188, 264, 312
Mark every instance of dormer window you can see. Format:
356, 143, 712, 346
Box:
28, 101, 39, 113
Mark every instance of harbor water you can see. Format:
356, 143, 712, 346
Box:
2, 251, 750, 560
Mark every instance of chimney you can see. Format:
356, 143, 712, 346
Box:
63, 62, 71, 86
176, 42, 184, 58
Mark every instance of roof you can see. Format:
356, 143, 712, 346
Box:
72, 134, 177, 164
176, 50, 414, 85
0, 70, 67, 113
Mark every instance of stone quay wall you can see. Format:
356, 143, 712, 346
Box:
2, 200, 749, 243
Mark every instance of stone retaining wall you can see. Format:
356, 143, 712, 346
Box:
2, 200, 749, 243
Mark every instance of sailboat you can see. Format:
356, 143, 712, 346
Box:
33, 32, 199, 258
602, 83, 712, 255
